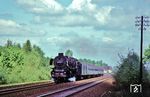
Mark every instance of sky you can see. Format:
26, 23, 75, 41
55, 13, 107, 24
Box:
0, 0, 150, 67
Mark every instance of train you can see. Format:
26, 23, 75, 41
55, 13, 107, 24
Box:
50, 53, 112, 83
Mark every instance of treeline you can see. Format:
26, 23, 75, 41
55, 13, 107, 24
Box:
65, 49, 108, 66
79, 59, 108, 66
0, 40, 50, 84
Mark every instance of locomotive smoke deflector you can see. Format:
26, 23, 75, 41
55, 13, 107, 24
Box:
49, 58, 54, 65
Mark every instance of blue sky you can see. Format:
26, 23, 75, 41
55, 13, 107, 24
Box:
0, 0, 150, 67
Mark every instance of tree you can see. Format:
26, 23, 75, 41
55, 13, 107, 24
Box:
6, 40, 12, 47
65, 49, 73, 57
78, 58, 107, 66
115, 50, 148, 87
144, 45, 150, 62
33, 45, 44, 56
144, 45, 150, 82
23, 40, 32, 52
0, 40, 50, 84
16, 43, 21, 49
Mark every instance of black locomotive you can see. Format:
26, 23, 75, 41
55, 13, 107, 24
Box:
50, 53, 105, 83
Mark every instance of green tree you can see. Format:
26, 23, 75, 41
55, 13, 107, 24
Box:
0, 40, 50, 84
5, 40, 12, 47
144, 45, 150, 62
65, 49, 73, 57
16, 43, 21, 49
33, 45, 44, 57
23, 40, 32, 52
115, 51, 148, 87
78, 58, 107, 66
144, 45, 150, 82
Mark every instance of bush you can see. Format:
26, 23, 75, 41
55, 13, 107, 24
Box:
0, 40, 51, 84
115, 51, 147, 87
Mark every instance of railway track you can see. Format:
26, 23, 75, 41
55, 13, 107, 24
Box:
0, 80, 52, 90
0, 75, 113, 97
0, 81, 54, 96
37, 79, 108, 97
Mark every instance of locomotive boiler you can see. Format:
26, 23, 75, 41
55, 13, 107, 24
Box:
50, 53, 104, 83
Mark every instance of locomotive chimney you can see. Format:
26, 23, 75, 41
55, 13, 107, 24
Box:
58, 53, 64, 56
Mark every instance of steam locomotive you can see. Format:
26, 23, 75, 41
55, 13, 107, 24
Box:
50, 53, 108, 83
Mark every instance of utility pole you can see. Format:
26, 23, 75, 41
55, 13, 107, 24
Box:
135, 16, 150, 84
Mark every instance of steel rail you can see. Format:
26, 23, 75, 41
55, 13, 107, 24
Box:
37, 79, 108, 97
0, 82, 54, 95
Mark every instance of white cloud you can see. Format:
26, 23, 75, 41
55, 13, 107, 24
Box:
52, 14, 91, 27
16, 0, 141, 31
95, 6, 114, 24
102, 37, 113, 43
0, 19, 46, 36
0, 19, 22, 35
17, 0, 35, 7
41, 0, 64, 11
47, 36, 70, 45
17, 0, 64, 14
17, 0, 114, 27
31, 7, 46, 14
67, 0, 96, 11
0, 19, 20, 27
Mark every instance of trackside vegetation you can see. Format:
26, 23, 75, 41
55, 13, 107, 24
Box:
112, 49, 150, 97
0, 40, 50, 84
0, 41, 108, 85
115, 51, 148, 85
